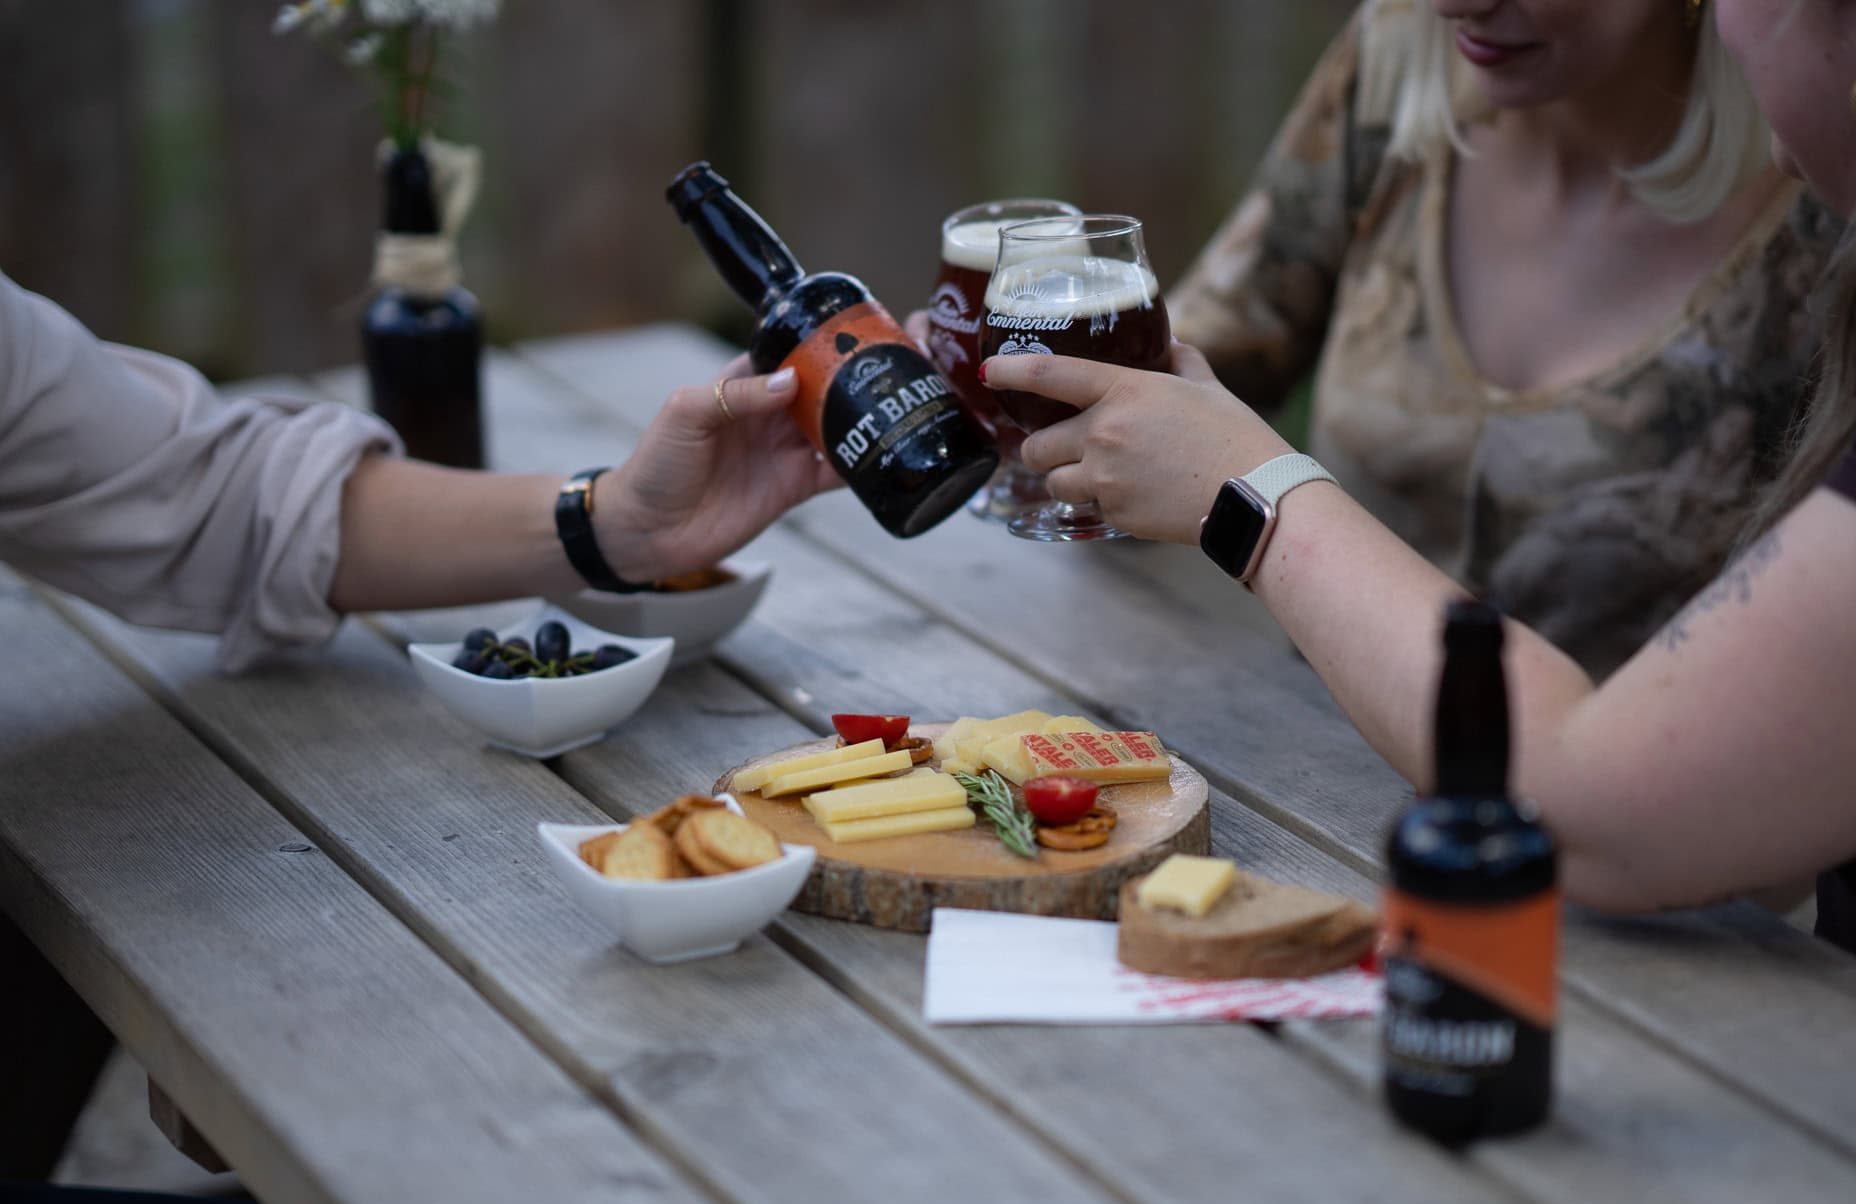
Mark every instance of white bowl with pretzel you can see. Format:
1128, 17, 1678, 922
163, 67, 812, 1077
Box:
537, 793, 814, 964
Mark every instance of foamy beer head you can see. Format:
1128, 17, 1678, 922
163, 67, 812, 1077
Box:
927, 199, 1080, 417
980, 215, 1171, 433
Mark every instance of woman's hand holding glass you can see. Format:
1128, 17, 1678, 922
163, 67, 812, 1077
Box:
990, 341, 1294, 546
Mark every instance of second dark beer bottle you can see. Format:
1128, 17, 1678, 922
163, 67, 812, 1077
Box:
1382, 600, 1558, 1144
668, 162, 998, 538
362, 145, 485, 469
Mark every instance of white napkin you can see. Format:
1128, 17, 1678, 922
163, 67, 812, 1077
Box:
923, 908, 1381, 1025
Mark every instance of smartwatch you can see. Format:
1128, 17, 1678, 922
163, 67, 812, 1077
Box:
555, 468, 648, 593
1199, 453, 1336, 585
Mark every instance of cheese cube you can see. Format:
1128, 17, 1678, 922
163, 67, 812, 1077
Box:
1136, 854, 1238, 917
982, 731, 1171, 786
1042, 715, 1104, 735
762, 749, 912, 798
735, 738, 886, 794
803, 771, 967, 823
819, 805, 976, 844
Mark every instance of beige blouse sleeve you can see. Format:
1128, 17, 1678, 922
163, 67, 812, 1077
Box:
1169, 15, 1383, 408
0, 273, 402, 670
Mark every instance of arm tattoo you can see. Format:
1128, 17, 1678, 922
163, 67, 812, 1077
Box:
1656, 530, 1784, 651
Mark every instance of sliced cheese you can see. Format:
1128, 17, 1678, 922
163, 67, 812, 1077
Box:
762, 749, 912, 798
979, 732, 1036, 784
804, 770, 967, 823
1042, 715, 1104, 735
735, 738, 886, 794
1136, 854, 1237, 917
968, 709, 1055, 744
940, 755, 982, 779
953, 709, 1054, 768
983, 730, 1171, 786
933, 717, 982, 765
820, 804, 976, 844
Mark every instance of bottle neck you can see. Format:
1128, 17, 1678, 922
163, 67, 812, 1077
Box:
683, 192, 804, 313
382, 147, 442, 236
1431, 640, 1510, 799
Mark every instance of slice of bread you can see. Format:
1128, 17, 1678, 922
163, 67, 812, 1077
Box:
1117, 869, 1376, 980
592, 823, 678, 882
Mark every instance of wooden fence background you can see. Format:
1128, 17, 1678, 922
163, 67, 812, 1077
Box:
0, 0, 1353, 380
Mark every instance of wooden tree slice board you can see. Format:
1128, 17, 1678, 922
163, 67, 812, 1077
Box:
715, 723, 1210, 932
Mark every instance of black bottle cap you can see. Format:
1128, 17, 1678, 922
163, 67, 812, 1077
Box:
1443, 598, 1504, 650
666, 161, 728, 223
382, 146, 441, 235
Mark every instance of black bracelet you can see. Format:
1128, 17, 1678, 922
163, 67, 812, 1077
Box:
554, 468, 647, 593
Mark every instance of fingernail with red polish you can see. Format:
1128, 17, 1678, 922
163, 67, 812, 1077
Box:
977, 361, 989, 385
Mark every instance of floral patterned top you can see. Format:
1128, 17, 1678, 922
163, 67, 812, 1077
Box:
1171, 15, 1842, 676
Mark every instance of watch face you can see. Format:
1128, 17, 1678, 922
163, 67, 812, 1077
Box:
1200, 479, 1272, 579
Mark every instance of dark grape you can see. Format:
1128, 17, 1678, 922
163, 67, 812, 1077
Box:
452, 649, 486, 674
534, 621, 570, 665
502, 637, 532, 658
481, 659, 513, 680
461, 627, 499, 654
591, 644, 636, 671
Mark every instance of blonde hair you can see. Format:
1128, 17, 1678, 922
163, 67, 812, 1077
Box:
1358, 0, 1770, 225
1744, 230, 1856, 542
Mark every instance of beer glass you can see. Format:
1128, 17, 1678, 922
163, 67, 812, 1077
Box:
981, 215, 1170, 542
927, 198, 1082, 522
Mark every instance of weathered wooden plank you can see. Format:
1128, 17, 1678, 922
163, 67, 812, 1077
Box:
559, 667, 1508, 1204
0, 0, 139, 345
208, 3, 379, 375
560, 661, 1856, 1204
0, 574, 696, 1204
512, 331, 1856, 1163
482, 2, 705, 341
748, 1, 998, 313
300, 346, 1504, 1201
58, 599, 1125, 1204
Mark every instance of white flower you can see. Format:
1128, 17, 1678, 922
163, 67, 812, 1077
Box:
359, 0, 418, 22
360, 0, 498, 28
273, 0, 352, 36
344, 32, 385, 63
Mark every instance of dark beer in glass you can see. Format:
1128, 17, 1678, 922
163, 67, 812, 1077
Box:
981, 215, 1170, 541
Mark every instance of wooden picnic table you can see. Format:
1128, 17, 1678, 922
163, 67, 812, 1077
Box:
5, 325, 1856, 1204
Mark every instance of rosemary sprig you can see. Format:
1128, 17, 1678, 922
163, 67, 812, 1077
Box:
955, 770, 1038, 860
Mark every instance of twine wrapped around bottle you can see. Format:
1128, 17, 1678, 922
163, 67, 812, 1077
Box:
371, 137, 481, 298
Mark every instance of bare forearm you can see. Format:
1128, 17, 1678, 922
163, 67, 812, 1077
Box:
327, 457, 584, 613
1250, 483, 1596, 795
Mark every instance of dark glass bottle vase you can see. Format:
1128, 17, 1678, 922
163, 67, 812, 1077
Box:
362, 146, 485, 469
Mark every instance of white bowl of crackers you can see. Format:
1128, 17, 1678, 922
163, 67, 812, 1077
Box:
537, 793, 815, 964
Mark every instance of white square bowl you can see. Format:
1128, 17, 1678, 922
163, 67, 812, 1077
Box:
551, 558, 771, 667
537, 795, 816, 964
407, 605, 674, 758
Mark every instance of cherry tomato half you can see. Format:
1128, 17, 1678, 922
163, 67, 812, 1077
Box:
1023, 775, 1099, 825
831, 713, 911, 749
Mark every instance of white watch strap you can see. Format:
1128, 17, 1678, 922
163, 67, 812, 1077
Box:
1241, 452, 1335, 507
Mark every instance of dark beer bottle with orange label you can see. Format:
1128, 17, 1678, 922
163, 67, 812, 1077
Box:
1383, 600, 1557, 1144
667, 162, 998, 538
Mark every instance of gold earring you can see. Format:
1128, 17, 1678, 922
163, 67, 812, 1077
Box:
1685, 0, 1704, 29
